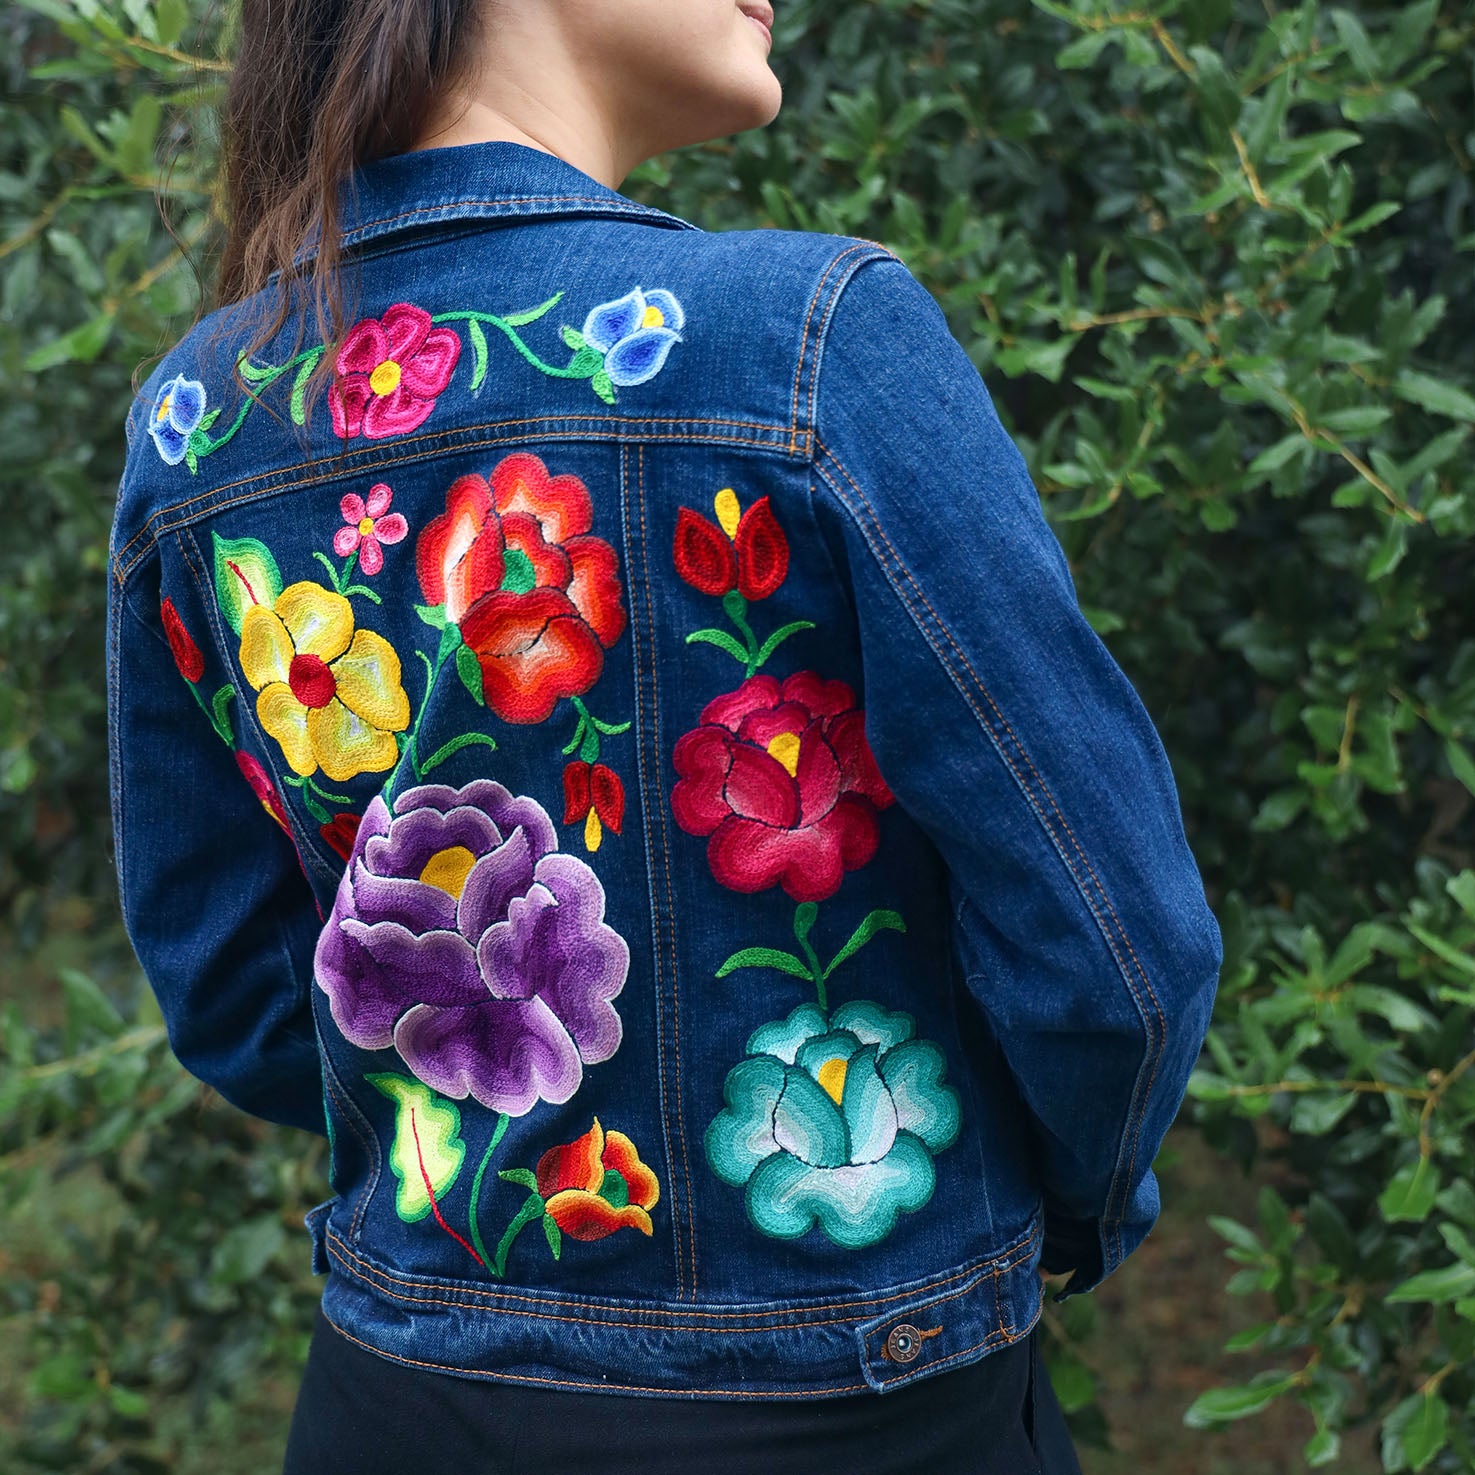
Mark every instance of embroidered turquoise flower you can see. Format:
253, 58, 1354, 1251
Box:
706, 1000, 961, 1249
581, 286, 685, 386
147, 373, 207, 465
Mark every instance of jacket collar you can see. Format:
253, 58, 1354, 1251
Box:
322, 139, 703, 261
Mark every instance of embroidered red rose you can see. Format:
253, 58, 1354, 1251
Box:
673, 488, 788, 600
535, 1118, 660, 1241
416, 453, 627, 724
160, 597, 205, 683
563, 759, 625, 851
670, 671, 894, 902
330, 303, 461, 440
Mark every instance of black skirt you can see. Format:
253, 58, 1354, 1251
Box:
282, 1303, 1083, 1475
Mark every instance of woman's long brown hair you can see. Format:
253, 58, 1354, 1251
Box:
198, 0, 484, 430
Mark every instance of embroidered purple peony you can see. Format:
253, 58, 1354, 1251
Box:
315, 780, 629, 1116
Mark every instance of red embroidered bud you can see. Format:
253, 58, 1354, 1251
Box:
235, 750, 292, 834
733, 495, 789, 601
590, 763, 625, 835
320, 812, 362, 861
673, 506, 738, 595
563, 759, 592, 823
161, 596, 205, 683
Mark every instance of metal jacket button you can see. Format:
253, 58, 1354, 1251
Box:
885, 1323, 925, 1363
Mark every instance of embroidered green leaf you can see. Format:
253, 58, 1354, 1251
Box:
562, 715, 588, 756
568, 346, 604, 378
793, 903, 818, 944
823, 909, 907, 979
184, 447, 198, 474
210, 685, 236, 746
591, 369, 615, 405
560, 324, 585, 350
754, 620, 817, 669
198, 406, 222, 433
420, 731, 499, 774
469, 320, 489, 392
716, 947, 815, 982
542, 1213, 563, 1260
456, 643, 485, 703
289, 349, 324, 425
236, 353, 278, 384
416, 603, 449, 630
686, 627, 750, 664
499, 1167, 539, 1192
299, 786, 330, 824
367, 1073, 467, 1223
499, 548, 537, 594
589, 715, 631, 736
579, 724, 600, 764
213, 532, 283, 635
501, 292, 563, 327
312, 549, 344, 591
343, 584, 382, 604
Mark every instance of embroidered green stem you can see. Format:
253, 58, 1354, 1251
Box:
186, 679, 236, 746
312, 548, 381, 604
562, 696, 632, 765
490, 1191, 549, 1277
687, 591, 815, 677
410, 1105, 484, 1267
430, 301, 601, 382
467, 1113, 510, 1272
185, 346, 323, 470
714, 905, 908, 1010
394, 635, 498, 785
282, 772, 353, 824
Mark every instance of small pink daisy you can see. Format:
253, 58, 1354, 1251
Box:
333, 483, 408, 575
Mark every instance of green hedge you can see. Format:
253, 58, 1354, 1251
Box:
2, 0, 1472, 1470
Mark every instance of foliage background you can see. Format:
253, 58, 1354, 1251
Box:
2, 0, 1473, 1470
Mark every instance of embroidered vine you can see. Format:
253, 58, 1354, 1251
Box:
159, 285, 687, 473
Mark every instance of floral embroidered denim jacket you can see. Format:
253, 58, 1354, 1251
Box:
106, 139, 1223, 1400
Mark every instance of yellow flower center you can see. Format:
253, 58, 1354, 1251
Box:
584, 808, 603, 852
642, 304, 665, 328
766, 731, 801, 777
156, 393, 172, 422
419, 845, 479, 900
713, 487, 741, 539
816, 1057, 848, 1105
369, 359, 402, 396
358, 517, 376, 537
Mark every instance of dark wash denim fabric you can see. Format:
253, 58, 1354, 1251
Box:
106, 139, 1223, 1400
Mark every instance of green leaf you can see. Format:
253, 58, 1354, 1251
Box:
1383, 1392, 1450, 1472
542, 1213, 563, 1260
212, 532, 282, 635
753, 620, 816, 669
420, 731, 498, 775
715, 947, 814, 982
1387, 1263, 1475, 1304
685, 627, 750, 664
560, 323, 584, 349
1380, 1158, 1440, 1223
469, 319, 488, 392
1391, 371, 1475, 423
500, 292, 562, 327
23, 311, 116, 372
367, 1073, 467, 1222
822, 909, 906, 979
210, 685, 236, 745
498, 1167, 539, 1191
1184, 1373, 1296, 1428
456, 642, 485, 704
415, 603, 448, 630
289, 349, 323, 425
210, 1216, 286, 1285
591, 369, 615, 404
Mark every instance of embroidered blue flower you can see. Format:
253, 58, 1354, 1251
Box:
147, 373, 207, 465
581, 287, 685, 387
705, 1000, 961, 1249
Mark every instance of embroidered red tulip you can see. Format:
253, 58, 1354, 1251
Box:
318, 811, 362, 861
160, 596, 237, 746
563, 758, 625, 852
674, 489, 813, 676
670, 670, 895, 904
332, 483, 408, 575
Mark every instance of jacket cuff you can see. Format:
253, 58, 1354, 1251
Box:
1041, 1171, 1162, 1299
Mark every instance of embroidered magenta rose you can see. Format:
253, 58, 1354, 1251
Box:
330, 303, 461, 440
670, 672, 895, 902
314, 780, 629, 1116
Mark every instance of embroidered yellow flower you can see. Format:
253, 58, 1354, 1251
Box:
239, 582, 410, 782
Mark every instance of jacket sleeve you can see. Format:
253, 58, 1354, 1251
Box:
809, 251, 1223, 1296
106, 544, 328, 1136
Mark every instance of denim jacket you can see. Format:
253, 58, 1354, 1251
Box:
107, 139, 1222, 1399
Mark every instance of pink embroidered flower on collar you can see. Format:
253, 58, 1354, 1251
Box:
332, 483, 408, 574
329, 303, 461, 440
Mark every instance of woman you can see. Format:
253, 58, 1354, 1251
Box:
106, 0, 1223, 1470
